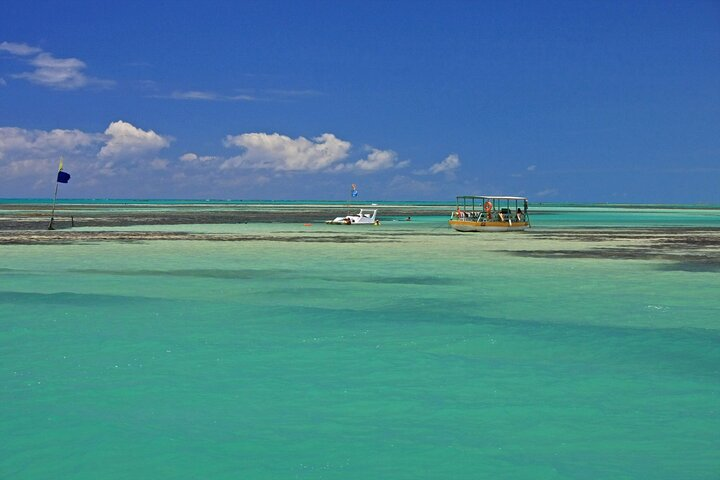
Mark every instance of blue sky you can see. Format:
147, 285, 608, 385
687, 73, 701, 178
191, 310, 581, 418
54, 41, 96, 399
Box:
1, 0, 718, 202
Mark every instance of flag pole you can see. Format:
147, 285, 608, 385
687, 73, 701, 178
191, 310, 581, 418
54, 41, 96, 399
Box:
48, 180, 59, 230
49, 157, 64, 230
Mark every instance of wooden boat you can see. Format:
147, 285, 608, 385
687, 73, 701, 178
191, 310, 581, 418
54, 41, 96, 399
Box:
449, 195, 530, 232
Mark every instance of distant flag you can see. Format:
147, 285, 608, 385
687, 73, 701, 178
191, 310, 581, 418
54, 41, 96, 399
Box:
351, 183, 358, 197
57, 158, 71, 183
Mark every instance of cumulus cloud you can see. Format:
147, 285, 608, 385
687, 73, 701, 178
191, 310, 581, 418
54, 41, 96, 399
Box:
0, 77, 6, 86
0, 126, 101, 184
220, 132, 410, 173
0, 121, 181, 196
5, 158, 56, 177
1, 123, 413, 197
0, 126, 102, 158
429, 154, 460, 174
1, 42, 112, 90
333, 147, 409, 172
527, 165, 536, 171
0, 121, 169, 176
99, 120, 171, 159
355, 148, 399, 171
222, 132, 351, 171
413, 153, 460, 176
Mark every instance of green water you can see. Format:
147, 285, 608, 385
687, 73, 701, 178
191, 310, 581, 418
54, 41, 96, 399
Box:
1, 208, 719, 479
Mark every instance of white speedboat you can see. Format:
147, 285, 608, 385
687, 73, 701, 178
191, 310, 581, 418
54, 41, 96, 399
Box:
326, 209, 379, 225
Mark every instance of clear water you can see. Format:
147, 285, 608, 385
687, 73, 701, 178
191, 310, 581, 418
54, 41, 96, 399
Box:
1, 205, 718, 479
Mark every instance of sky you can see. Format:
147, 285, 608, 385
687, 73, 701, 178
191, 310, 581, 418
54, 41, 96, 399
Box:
1, 0, 718, 202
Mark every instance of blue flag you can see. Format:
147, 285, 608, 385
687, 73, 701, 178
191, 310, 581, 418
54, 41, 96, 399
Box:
351, 183, 358, 197
57, 171, 71, 183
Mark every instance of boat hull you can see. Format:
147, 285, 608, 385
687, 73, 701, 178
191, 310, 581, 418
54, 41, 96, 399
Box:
325, 220, 376, 225
448, 220, 529, 232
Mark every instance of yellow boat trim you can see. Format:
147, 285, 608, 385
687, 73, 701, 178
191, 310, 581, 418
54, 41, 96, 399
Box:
449, 220, 529, 228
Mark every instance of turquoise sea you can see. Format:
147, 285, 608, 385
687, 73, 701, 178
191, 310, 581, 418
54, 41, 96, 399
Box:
1, 202, 719, 479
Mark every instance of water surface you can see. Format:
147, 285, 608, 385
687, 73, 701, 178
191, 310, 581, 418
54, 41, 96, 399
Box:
1, 204, 718, 479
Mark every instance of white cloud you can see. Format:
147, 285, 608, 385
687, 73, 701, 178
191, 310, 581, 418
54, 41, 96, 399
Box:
222, 132, 351, 171
164, 90, 256, 101
0, 41, 42, 56
171, 90, 219, 101
0, 126, 104, 183
334, 147, 408, 172
19, 53, 88, 89
5, 158, 54, 177
355, 148, 399, 171
527, 165, 536, 171
429, 154, 460, 174
2, 42, 112, 90
0, 77, 6, 86
150, 158, 169, 170
180, 152, 217, 162
0, 122, 178, 195
156, 88, 323, 102
0, 126, 102, 158
180, 153, 198, 162
99, 120, 171, 159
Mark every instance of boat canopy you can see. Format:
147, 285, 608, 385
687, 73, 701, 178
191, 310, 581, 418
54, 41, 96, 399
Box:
456, 195, 527, 201
454, 195, 529, 214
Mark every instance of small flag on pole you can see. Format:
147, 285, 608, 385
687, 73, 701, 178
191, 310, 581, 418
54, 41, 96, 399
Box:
57, 159, 71, 183
351, 183, 358, 197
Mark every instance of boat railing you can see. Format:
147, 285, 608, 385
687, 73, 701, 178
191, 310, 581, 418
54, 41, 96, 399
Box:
452, 209, 529, 223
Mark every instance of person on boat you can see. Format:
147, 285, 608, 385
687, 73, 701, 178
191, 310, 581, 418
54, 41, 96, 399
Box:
516, 208, 524, 221
483, 200, 493, 221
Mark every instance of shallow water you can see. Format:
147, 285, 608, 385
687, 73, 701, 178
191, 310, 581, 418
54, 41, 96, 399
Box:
1, 205, 719, 479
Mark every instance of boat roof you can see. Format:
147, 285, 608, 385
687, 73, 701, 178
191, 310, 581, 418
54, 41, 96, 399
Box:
457, 195, 528, 201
